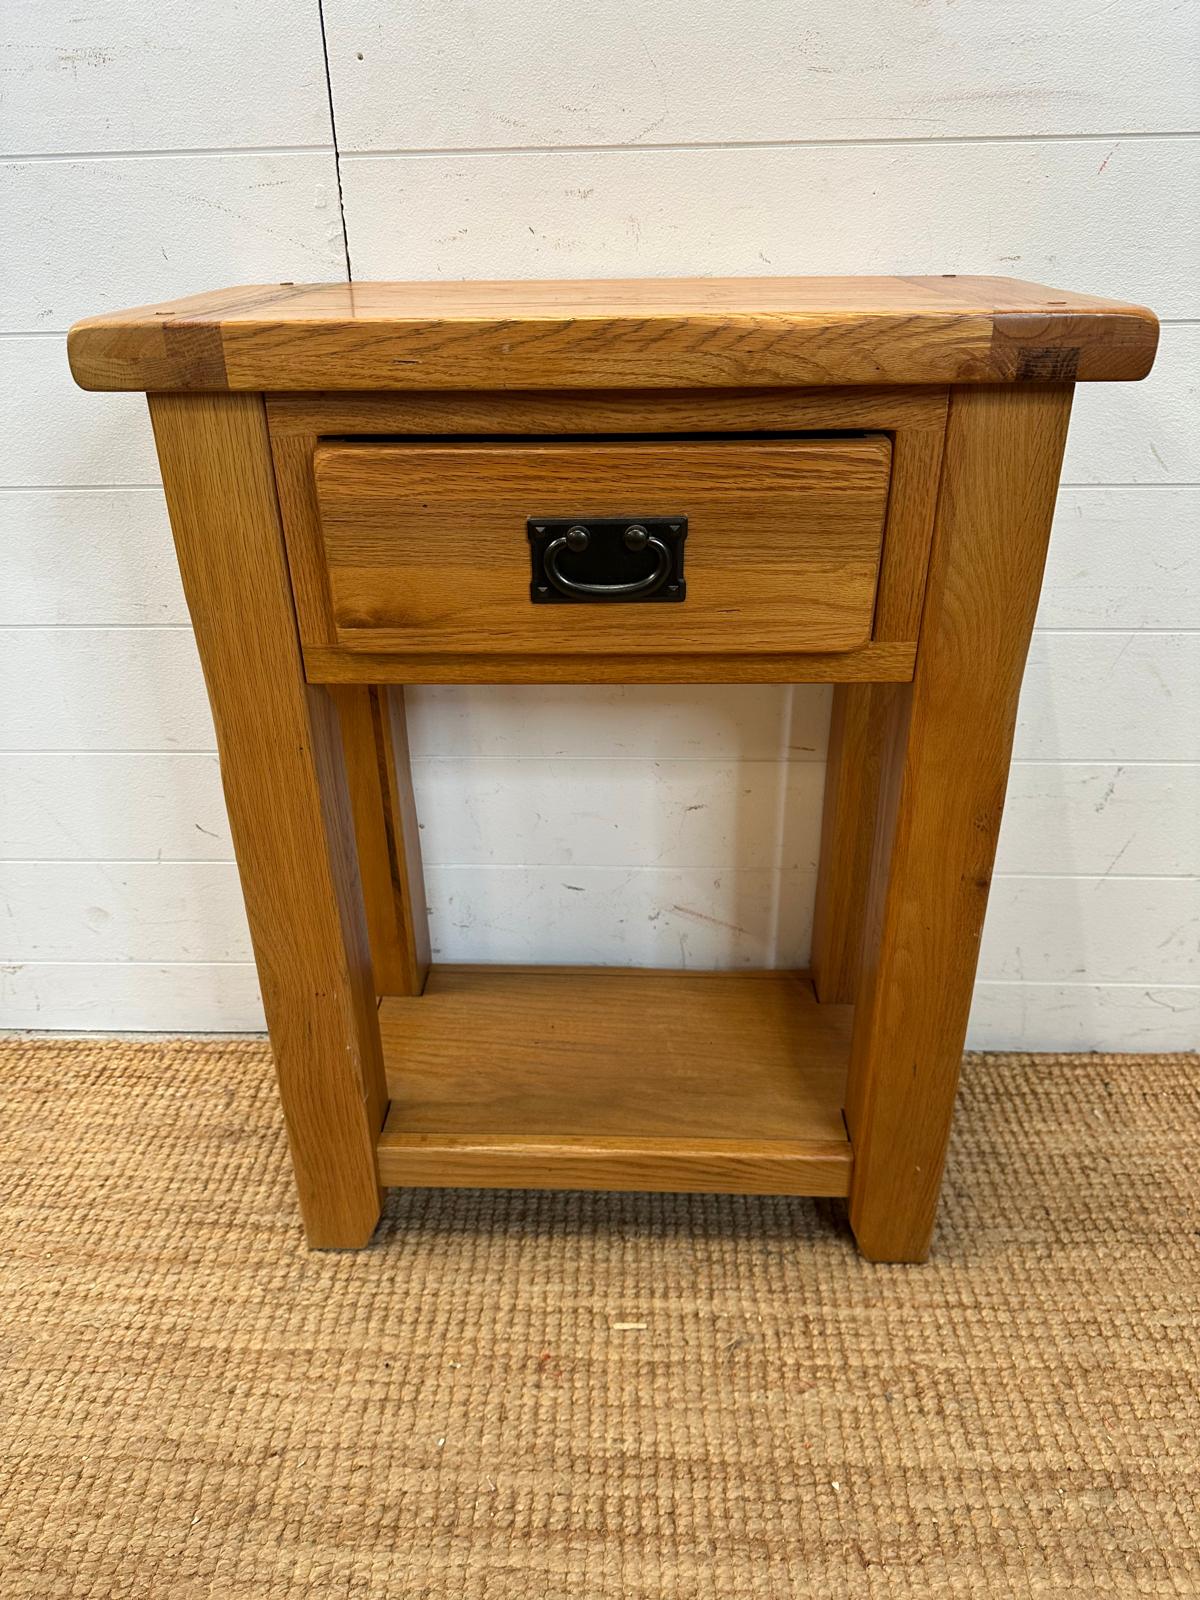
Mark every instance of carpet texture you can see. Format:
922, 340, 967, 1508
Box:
1, 1038, 1197, 1598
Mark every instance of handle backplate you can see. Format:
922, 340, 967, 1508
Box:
528, 516, 687, 604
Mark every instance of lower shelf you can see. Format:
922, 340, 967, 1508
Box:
376, 966, 853, 1196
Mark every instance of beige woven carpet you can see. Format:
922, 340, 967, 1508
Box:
1, 1039, 1197, 1598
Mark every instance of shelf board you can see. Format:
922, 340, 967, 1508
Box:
377, 966, 853, 1196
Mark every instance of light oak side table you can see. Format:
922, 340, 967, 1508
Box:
69, 277, 1158, 1261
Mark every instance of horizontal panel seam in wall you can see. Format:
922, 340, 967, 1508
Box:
0, 859, 819, 871
4, 146, 337, 163
2, 953, 1196, 979
2, 961, 1194, 989
337, 130, 1200, 158
972, 979, 1199, 992
1008, 759, 1200, 768
3, 860, 1196, 880
3, 754, 1182, 764
990, 872, 1200, 882
6, 131, 1198, 165
7, 751, 1200, 763
414, 757, 1198, 764
1054, 481, 1200, 489
0, 624, 196, 632
400, 757, 1200, 769
1033, 628, 1200, 636
1, 754, 826, 764
0, 484, 163, 493
425, 871, 1194, 883
2, 748, 223, 756
409, 757, 827, 766
0, 953, 259, 966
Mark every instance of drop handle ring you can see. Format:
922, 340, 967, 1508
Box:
543, 527, 673, 599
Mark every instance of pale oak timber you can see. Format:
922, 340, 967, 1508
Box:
333, 685, 430, 997
68, 276, 1158, 392
301, 641, 918, 686
844, 384, 1075, 1263
377, 968, 852, 1195
376, 1135, 852, 1196
811, 683, 901, 1004
378, 686, 431, 993
66, 277, 1157, 1259
147, 392, 385, 1248
871, 405, 946, 639
266, 385, 951, 439
312, 437, 892, 657
268, 388, 938, 664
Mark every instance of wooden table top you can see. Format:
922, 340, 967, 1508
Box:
68, 274, 1157, 393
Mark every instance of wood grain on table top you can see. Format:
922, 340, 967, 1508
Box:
68, 275, 1158, 392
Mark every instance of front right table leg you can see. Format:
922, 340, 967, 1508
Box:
844, 384, 1074, 1262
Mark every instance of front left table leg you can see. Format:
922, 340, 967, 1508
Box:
150, 392, 386, 1247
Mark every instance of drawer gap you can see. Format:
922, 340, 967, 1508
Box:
323, 428, 877, 445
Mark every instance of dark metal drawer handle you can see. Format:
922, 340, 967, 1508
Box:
528, 516, 686, 604
544, 524, 671, 599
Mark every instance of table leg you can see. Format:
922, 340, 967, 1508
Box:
335, 685, 430, 998
811, 682, 898, 1005
149, 392, 386, 1247
844, 384, 1074, 1262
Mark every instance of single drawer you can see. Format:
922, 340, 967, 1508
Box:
311, 435, 892, 656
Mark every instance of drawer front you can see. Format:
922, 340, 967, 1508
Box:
311, 436, 892, 656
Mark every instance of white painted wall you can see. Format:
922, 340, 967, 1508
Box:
2, 1, 1197, 1047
